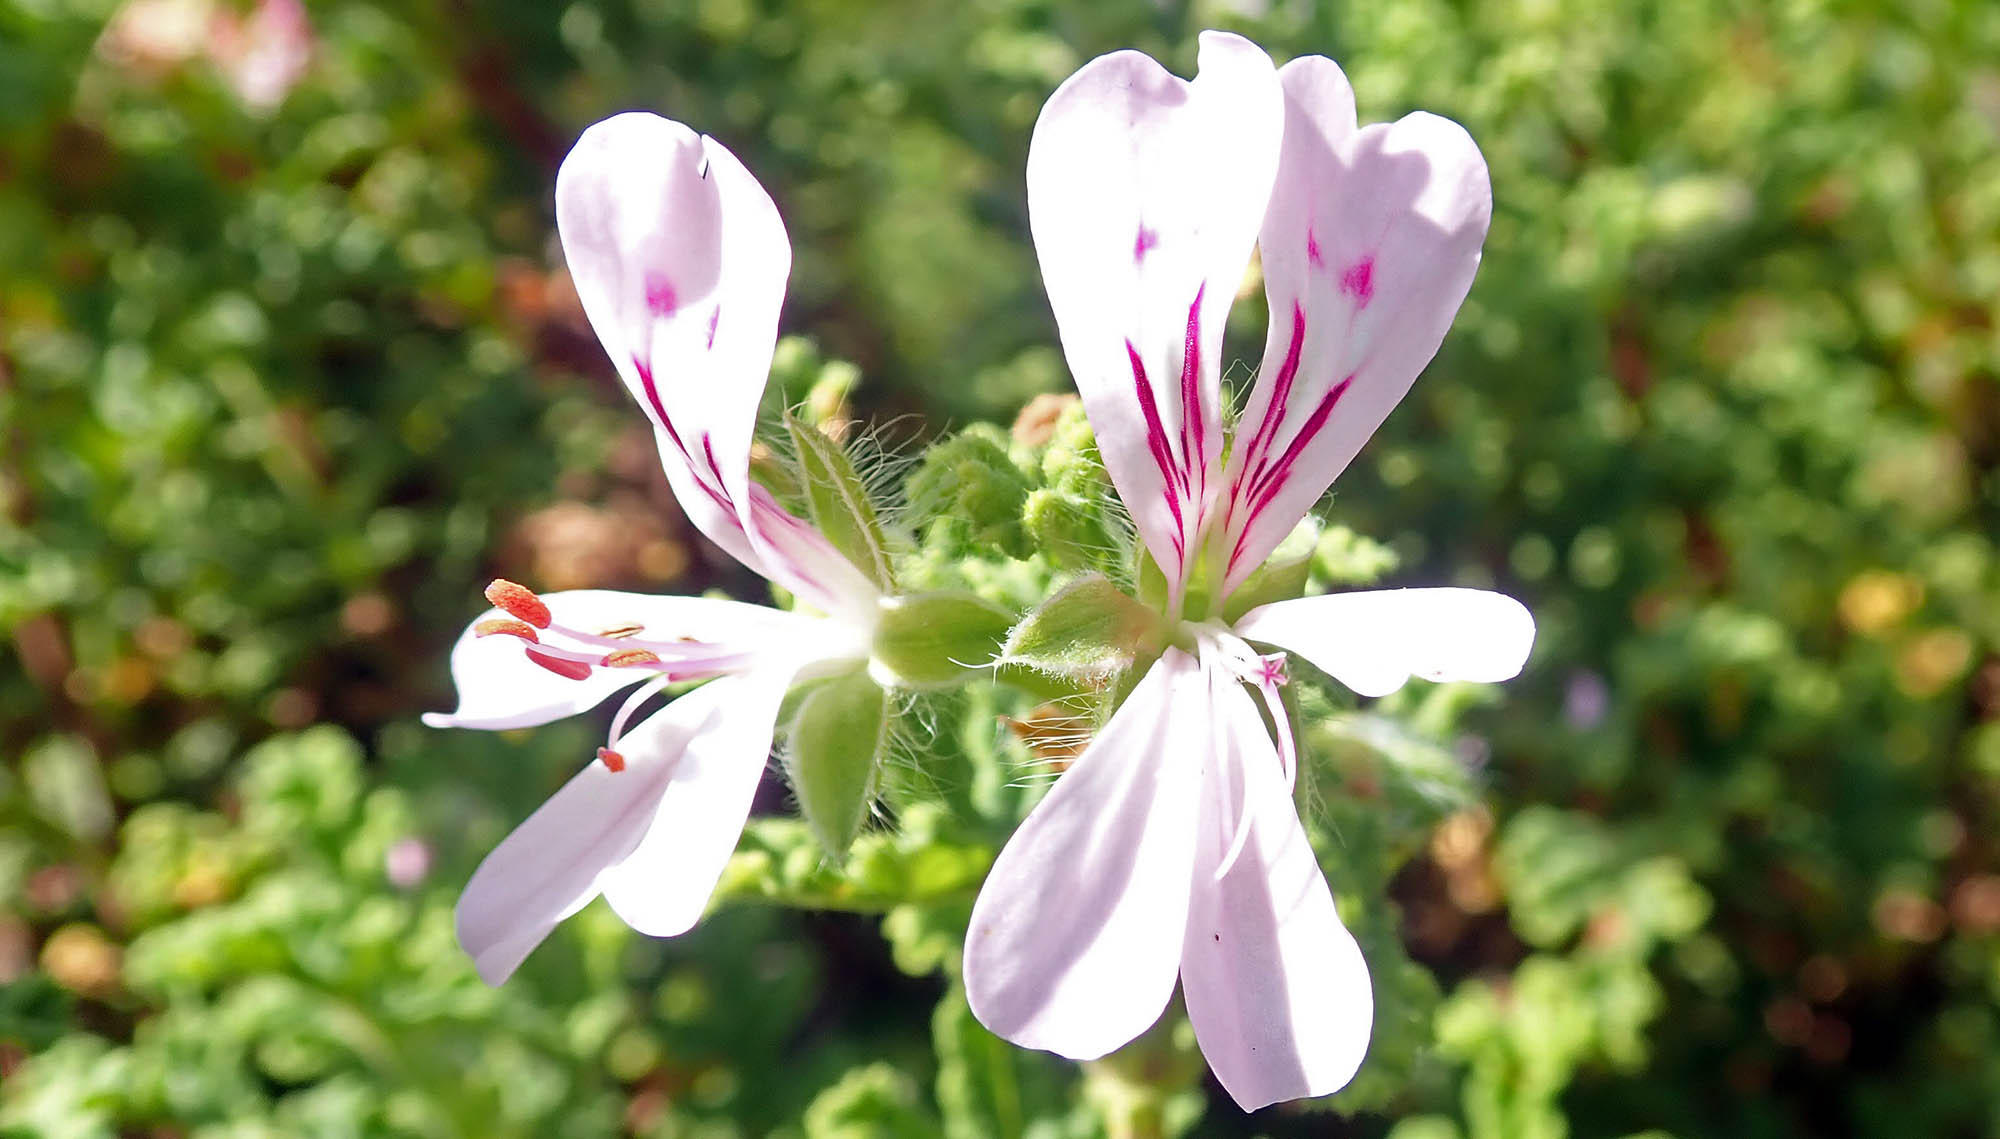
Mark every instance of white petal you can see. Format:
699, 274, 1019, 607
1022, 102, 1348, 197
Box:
1027, 32, 1283, 592
1235, 588, 1535, 698
964, 651, 1207, 1060
556, 114, 875, 613
1219, 58, 1491, 593
556, 114, 779, 517
1181, 664, 1372, 1110
422, 590, 808, 731
453, 685, 720, 984
595, 666, 794, 936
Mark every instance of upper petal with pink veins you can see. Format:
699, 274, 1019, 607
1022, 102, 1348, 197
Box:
1026, 32, 1283, 595
1219, 58, 1491, 594
555, 113, 876, 614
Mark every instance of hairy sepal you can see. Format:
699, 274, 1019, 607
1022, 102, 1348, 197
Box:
785, 666, 889, 859
1002, 574, 1163, 685
786, 411, 894, 592
870, 592, 1015, 690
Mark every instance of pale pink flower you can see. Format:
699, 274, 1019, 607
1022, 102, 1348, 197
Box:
964, 33, 1534, 1109
426, 114, 878, 984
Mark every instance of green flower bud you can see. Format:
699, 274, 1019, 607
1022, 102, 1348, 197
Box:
1315, 524, 1401, 586
1038, 397, 1107, 496
906, 424, 1033, 559
1021, 486, 1116, 571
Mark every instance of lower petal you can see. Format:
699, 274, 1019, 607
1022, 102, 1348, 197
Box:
964, 651, 1207, 1060
455, 721, 689, 985
1181, 672, 1372, 1110
1234, 588, 1534, 698
595, 667, 794, 936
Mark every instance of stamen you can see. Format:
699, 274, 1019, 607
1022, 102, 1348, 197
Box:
525, 649, 592, 680
596, 747, 627, 773
602, 649, 663, 668
1213, 786, 1257, 881
605, 674, 673, 753
594, 622, 645, 639
473, 617, 540, 644
1204, 634, 1300, 882
484, 579, 551, 629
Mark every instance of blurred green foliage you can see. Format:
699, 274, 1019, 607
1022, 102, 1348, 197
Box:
4, 0, 1999, 1136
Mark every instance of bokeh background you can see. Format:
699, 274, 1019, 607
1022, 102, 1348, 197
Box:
4, 0, 1999, 1135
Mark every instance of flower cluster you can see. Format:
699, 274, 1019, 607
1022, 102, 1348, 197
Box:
427, 31, 1532, 1111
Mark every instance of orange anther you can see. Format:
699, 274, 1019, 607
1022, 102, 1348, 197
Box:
596, 747, 627, 772
602, 649, 663, 668
473, 617, 540, 643
484, 579, 551, 628
594, 622, 645, 639
525, 649, 592, 680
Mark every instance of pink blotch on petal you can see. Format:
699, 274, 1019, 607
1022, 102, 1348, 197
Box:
1306, 229, 1323, 267
1338, 258, 1374, 307
644, 272, 678, 316
1134, 225, 1160, 264
706, 305, 721, 349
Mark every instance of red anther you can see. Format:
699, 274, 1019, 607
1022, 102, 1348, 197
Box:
602, 649, 663, 668
525, 649, 593, 680
484, 578, 552, 628
473, 617, 540, 643
596, 747, 627, 773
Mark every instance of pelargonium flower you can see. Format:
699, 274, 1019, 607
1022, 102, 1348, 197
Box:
964, 33, 1535, 1109
425, 113, 882, 984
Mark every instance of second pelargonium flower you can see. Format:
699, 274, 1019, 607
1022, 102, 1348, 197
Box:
964, 33, 1535, 1110
427, 113, 884, 984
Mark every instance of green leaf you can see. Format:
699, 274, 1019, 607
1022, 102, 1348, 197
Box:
1001, 574, 1163, 684
933, 984, 1071, 1139
871, 592, 1015, 689
785, 667, 890, 858
787, 411, 894, 591
804, 1062, 939, 1139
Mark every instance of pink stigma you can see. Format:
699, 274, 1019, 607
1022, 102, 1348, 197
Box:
1339, 257, 1375, 307
644, 272, 677, 316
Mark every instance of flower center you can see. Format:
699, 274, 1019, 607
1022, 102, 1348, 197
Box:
475, 578, 756, 770
1197, 627, 1299, 880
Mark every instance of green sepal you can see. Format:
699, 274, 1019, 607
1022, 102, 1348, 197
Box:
1221, 518, 1320, 623
1002, 574, 1164, 685
1135, 549, 1170, 614
787, 411, 895, 591
870, 592, 1015, 689
785, 666, 889, 859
